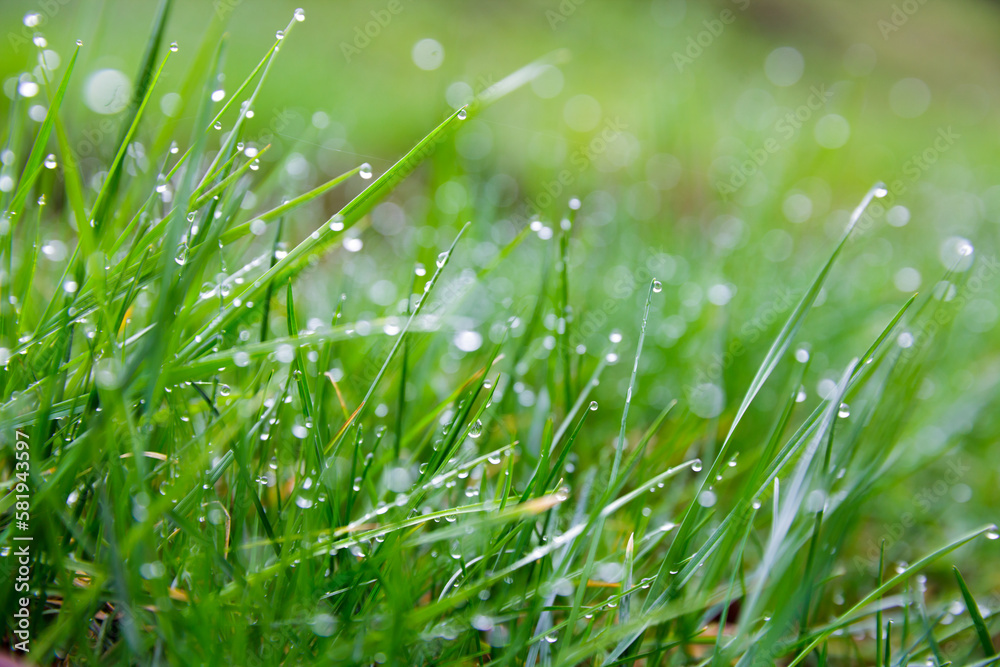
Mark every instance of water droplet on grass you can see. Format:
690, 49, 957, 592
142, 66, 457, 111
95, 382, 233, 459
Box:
457, 107, 467, 120
589, 400, 598, 411
469, 420, 483, 438
359, 162, 372, 179
652, 279, 662, 293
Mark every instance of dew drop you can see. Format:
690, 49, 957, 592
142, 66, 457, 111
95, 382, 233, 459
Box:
652, 279, 662, 293
169, 41, 178, 53
359, 162, 372, 179
436, 251, 449, 268
294, 7, 306, 21
276, 30, 285, 40
691, 458, 703, 472
838, 403, 850, 418
589, 400, 598, 411
469, 420, 483, 438
987, 525, 999, 540
873, 182, 888, 198
44, 154, 57, 169
457, 107, 468, 120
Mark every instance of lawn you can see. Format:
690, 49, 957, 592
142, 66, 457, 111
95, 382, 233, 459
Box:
1, 0, 999, 664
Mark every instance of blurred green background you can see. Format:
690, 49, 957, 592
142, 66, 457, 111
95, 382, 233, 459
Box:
2, 0, 999, 584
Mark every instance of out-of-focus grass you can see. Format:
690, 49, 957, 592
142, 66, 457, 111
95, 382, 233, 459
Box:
0, 0, 999, 664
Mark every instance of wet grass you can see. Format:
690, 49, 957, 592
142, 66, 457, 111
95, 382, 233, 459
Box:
1, 4, 999, 666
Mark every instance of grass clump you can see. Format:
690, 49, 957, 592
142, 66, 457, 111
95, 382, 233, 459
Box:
1, 5, 998, 666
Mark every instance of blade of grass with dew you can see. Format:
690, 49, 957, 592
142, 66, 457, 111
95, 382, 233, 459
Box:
787, 525, 999, 666
558, 279, 658, 664
643, 183, 888, 612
